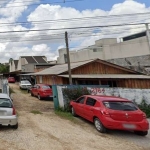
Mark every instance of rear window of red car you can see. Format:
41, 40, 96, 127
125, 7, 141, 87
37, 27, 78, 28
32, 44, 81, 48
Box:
103, 101, 138, 111
41, 85, 51, 89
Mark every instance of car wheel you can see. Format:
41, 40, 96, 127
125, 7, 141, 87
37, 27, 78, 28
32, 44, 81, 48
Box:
71, 107, 77, 116
134, 131, 148, 136
31, 92, 34, 96
12, 123, 18, 129
94, 118, 106, 133
38, 94, 42, 100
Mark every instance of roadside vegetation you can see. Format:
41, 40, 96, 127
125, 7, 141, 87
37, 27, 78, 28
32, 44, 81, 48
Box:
9, 87, 15, 95
138, 100, 150, 118
30, 110, 43, 114
62, 86, 91, 111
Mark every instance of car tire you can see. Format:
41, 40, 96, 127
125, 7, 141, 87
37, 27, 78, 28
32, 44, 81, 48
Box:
38, 94, 42, 100
31, 92, 34, 96
94, 118, 106, 133
134, 131, 148, 136
71, 107, 77, 116
12, 123, 18, 129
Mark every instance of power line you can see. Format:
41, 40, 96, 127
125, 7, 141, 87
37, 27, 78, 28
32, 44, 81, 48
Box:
1, 11, 150, 25
0, 0, 84, 8
0, 22, 147, 34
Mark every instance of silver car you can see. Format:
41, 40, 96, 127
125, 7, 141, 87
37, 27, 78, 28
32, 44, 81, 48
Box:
0, 93, 18, 129
19, 80, 32, 90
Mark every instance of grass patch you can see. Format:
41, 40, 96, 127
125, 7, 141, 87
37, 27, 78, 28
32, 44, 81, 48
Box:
55, 110, 75, 122
9, 87, 15, 94
20, 90, 28, 94
30, 110, 43, 114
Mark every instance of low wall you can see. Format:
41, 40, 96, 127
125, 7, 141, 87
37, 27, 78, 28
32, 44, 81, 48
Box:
52, 85, 150, 109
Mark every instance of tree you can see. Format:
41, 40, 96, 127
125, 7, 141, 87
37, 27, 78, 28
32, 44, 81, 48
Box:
0, 64, 9, 73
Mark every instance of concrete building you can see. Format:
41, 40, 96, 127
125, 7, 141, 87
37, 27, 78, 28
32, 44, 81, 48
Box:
57, 30, 150, 74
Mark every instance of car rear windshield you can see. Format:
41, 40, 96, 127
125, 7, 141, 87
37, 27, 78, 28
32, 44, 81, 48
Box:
0, 98, 12, 108
21, 80, 30, 84
42, 85, 51, 89
103, 101, 138, 111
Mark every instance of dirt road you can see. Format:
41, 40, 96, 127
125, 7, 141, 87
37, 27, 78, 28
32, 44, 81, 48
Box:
0, 83, 148, 150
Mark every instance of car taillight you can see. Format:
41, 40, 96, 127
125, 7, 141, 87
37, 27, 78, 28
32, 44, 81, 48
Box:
12, 107, 16, 115
100, 110, 110, 117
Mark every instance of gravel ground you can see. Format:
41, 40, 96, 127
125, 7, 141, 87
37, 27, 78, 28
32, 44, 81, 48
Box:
0, 83, 149, 150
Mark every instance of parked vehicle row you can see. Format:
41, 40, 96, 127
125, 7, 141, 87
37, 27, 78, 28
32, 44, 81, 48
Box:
70, 95, 149, 136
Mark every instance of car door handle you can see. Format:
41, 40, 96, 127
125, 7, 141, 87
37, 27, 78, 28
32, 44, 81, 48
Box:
90, 108, 93, 111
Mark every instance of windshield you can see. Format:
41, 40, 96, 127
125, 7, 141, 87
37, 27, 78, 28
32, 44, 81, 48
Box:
21, 80, 31, 84
0, 98, 12, 108
103, 101, 138, 111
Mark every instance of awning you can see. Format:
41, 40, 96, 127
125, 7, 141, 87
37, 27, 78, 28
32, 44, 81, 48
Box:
58, 74, 150, 79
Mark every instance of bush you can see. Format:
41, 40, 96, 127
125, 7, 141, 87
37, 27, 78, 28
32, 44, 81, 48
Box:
138, 100, 150, 118
62, 86, 91, 112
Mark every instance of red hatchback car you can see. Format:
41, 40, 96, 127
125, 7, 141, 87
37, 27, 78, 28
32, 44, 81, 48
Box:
30, 84, 53, 100
70, 95, 149, 136
8, 77, 15, 83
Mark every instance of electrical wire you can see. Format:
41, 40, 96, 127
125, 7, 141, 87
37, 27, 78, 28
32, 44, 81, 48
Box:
1, 11, 150, 25
0, 0, 84, 8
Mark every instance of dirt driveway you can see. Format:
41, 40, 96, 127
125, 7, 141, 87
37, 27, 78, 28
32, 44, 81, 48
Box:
0, 83, 149, 150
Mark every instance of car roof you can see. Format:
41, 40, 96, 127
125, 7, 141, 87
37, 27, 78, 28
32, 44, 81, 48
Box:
84, 95, 131, 102
0, 93, 10, 99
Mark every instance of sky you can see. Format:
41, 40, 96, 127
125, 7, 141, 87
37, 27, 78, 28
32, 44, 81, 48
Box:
0, 0, 150, 63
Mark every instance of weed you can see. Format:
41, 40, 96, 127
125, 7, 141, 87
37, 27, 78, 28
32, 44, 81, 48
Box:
30, 110, 43, 114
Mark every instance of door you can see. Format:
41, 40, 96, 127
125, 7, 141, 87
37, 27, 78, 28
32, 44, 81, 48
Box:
75, 96, 85, 117
32, 85, 38, 96
84, 97, 97, 121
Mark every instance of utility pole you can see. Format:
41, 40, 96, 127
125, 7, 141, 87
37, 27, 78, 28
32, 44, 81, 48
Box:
145, 23, 150, 53
65, 31, 72, 85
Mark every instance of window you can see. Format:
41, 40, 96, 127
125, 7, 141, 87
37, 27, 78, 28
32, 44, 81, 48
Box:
0, 98, 12, 108
77, 97, 85, 104
86, 98, 96, 106
42, 85, 51, 89
103, 101, 138, 111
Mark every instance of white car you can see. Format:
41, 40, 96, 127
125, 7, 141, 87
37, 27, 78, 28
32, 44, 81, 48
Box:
0, 93, 18, 129
19, 80, 32, 90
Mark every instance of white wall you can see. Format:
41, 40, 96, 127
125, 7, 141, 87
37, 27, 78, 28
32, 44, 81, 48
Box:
56, 86, 150, 108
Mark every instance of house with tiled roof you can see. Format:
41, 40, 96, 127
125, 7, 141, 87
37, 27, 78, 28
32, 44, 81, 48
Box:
9, 56, 56, 81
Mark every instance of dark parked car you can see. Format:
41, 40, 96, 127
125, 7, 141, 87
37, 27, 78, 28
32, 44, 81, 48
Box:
8, 77, 15, 83
70, 95, 149, 136
30, 84, 53, 100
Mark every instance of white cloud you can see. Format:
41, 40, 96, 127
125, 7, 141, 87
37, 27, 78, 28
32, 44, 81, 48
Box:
0, 0, 150, 63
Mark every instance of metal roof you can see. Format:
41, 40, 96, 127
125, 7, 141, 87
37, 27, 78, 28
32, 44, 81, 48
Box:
34, 56, 47, 63
58, 74, 150, 79
33, 59, 94, 75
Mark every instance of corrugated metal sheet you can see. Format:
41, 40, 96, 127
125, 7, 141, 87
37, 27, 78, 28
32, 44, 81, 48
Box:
58, 74, 150, 79
33, 59, 94, 75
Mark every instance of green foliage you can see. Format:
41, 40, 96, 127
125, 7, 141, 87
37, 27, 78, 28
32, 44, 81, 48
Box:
62, 86, 91, 112
30, 110, 43, 114
9, 87, 15, 95
55, 108, 75, 121
138, 100, 150, 118
0, 64, 9, 73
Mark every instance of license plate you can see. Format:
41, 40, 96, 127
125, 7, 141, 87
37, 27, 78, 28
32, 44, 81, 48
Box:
123, 124, 136, 129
